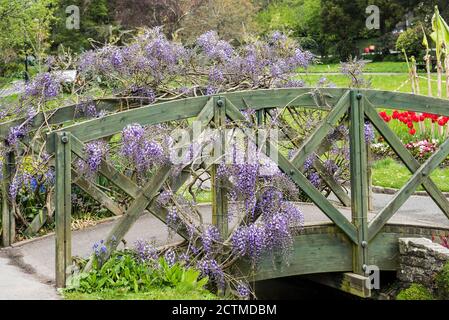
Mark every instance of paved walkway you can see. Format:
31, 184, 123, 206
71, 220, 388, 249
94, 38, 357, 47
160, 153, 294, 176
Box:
1, 192, 449, 299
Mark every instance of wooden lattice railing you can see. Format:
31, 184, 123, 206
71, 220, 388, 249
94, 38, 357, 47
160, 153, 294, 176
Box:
2, 88, 449, 287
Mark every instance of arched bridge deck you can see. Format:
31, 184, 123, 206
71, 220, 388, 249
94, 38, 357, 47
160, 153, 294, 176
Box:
254, 223, 449, 281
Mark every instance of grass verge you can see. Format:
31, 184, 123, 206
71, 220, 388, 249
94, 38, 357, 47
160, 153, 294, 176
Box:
371, 157, 449, 192
64, 288, 219, 300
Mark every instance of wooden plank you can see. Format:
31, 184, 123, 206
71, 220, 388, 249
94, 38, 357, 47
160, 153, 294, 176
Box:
243, 230, 353, 281
291, 90, 350, 168
72, 170, 124, 216
365, 103, 449, 220
313, 160, 351, 207
266, 108, 351, 207
1, 149, 15, 246
0, 99, 122, 139
224, 98, 358, 243
363, 89, 449, 117
349, 90, 369, 274
243, 224, 449, 281
70, 136, 140, 198
47, 89, 346, 148
83, 164, 172, 272
211, 97, 228, 237
368, 136, 449, 240
54, 132, 72, 288
305, 272, 371, 298
47, 96, 212, 149
223, 87, 347, 110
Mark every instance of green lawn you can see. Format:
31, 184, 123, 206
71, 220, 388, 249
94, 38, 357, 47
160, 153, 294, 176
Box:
371, 157, 449, 192
306, 61, 410, 73
64, 287, 219, 300
300, 73, 440, 96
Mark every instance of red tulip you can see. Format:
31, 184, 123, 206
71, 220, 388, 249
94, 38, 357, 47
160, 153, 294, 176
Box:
409, 128, 416, 135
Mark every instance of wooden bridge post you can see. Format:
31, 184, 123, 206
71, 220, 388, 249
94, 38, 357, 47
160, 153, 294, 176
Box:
1, 146, 15, 247
349, 90, 369, 275
211, 96, 228, 237
54, 131, 72, 288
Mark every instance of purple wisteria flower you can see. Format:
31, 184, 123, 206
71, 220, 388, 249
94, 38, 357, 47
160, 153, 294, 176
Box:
7, 125, 27, 147
364, 122, 375, 143
166, 208, 179, 232
201, 225, 221, 256
231, 223, 267, 264
25, 72, 61, 98
9, 174, 23, 198
308, 171, 321, 188
197, 258, 225, 289
86, 140, 108, 173
76, 140, 109, 178
197, 31, 234, 61
303, 154, 315, 171
121, 123, 166, 174
236, 281, 251, 298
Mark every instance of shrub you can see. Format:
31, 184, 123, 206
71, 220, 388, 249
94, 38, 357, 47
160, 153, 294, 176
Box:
65, 251, 211, 297
396, 284, 434, 300
436, 262, 449, 299
396, 27, 424, 58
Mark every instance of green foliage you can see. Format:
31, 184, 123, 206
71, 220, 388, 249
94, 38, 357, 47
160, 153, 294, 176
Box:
396, 27, 424, 58
256, 0, 322, 51
435, 262, 449, 299
0, 0, 58, 76
256, 0, 303, 33
179, 0, 257, 43
64, 287, 219, 300
65, 251, 214, 299
51, 0, 112, 52
396, 284, 434, 300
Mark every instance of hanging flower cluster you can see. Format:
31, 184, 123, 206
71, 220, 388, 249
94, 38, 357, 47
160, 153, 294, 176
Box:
120, 123, 166, 175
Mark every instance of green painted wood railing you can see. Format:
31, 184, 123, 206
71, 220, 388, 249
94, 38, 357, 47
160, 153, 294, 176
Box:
1, 88, 449, 287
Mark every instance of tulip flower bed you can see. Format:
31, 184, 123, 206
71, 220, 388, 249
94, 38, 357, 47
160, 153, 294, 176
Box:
379, 110, 449, 142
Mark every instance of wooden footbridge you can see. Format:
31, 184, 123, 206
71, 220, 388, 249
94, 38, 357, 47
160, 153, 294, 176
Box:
1, 88, 449, 297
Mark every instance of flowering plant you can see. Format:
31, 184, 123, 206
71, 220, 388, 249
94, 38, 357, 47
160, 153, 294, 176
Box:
405, 139, 439, 161
379, 110, 449, 138
0, 28, 348, 298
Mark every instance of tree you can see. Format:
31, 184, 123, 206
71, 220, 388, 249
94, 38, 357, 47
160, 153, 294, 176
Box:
0, 0, 58, 75
109, 0, 205, 40
51, 0, 111, 52
320, 0, 366, 60
179, 0, 258, 43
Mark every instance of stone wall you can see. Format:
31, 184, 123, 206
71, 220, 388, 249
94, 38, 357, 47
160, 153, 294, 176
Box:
398, 237, 449, 292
